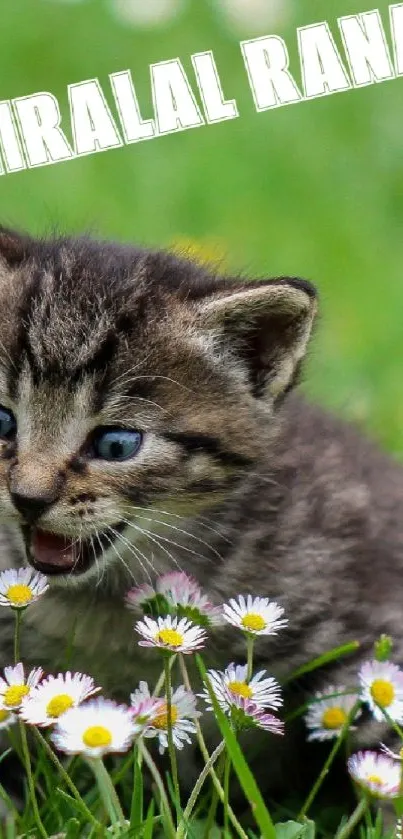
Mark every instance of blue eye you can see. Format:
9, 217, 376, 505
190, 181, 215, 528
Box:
0, 406, 16, 440
92, 428, 143, 462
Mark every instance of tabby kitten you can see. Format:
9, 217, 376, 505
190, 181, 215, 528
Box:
0, 226, 401, 796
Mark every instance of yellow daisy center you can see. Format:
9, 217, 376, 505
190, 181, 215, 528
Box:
46, 693, 74, 718
156, 629, 184, 648
0, 709, 10, 723
370, 679, 395, 708
241, 613, 266, 632
3, 684, 30, 707
367, 774, 383, 787
153, 703, 178, 730
322, 707, 348, 729
228, 680, 253, 699
82, 725, 112, 748
6, 584, 33, 606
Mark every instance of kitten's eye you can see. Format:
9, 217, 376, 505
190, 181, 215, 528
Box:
91, 428, 143, 462
0, 406, 16, 440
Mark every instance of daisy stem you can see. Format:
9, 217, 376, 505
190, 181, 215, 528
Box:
34, 729, 103, 832
140, 743, 176, 839
246, 635, 254, 681
88, 758, 125, 827
153, 654, 177, 697
176, 740, 225, 839
335, 796, 368, 839
223, 750, 231, 836
298, 700, 361, 821
179, 655, 248, 839
19, 721, 48, 839
164, 654, 181, 821
13, 607, 23, 665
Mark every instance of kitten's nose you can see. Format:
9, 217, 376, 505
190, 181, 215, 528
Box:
10, 489, 55, 523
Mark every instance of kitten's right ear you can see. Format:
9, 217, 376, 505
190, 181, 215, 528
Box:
0, 226, 30, 267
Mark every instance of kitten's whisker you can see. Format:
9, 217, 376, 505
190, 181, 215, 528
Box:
119, 502, 233, 546
120, 518, 183, 573
106, 526, 152, 583
119, 509, 223, 562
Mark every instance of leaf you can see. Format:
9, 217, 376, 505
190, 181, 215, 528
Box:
275, 820, 315, 838
284, 641, 359, 684
130, 751, 143, 828
143, 799, 155, 839
65, 817, 81, 839
196, 654, 276, 839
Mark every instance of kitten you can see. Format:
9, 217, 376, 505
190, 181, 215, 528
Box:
0, 226, 401, 798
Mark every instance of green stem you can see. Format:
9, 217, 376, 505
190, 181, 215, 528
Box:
298, 700, 361, 820
34, 728, 103, 832
246, 636, 254, 682
176, 741, 225, 839
179, 655, 248, 839
223, 751, 231, 836
13, 608, 23, 665
164, 655, 181, 821
88, 758, 125, 827
140, 743, 176, 839
154, 654, 177, 696
335, 797, 368, 839
19, 721, 48, 838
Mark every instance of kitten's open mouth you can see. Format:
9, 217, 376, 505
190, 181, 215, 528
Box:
22, 524, 126, 576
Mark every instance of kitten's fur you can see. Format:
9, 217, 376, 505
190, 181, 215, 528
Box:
0, 227, 401, 797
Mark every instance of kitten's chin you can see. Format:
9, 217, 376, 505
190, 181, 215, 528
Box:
21, 524, 126, 577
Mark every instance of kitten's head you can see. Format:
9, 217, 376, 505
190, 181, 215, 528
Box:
0, 227, 317, 585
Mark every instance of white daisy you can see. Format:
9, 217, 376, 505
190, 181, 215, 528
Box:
125, 583, 156, 611
223, 595, 287, 636
0, 663, 43, 710
220, 691, 284, 735
0, 567, 49, 609
51, 698, 138, 758
126, 572, 223, 627
141, 685, 199, 754
130, 681, 166, 726
348, 750, 401, 798
304, 687, 360, 741
0, 708, 17, 730
20, 671, 101, 726
358, 661, 403, 722
135, 614, 207, 654
200, 663, 282, 712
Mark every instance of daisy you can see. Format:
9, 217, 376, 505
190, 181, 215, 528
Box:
126, 572, 223, 627
222, 691, 284, 735
130, 681, 166, 726
51, 698, 138, 758
20, 671, 101, 726
304, 687, 360, 741
125, 583, 156, 611
135, 614, 207, 654
0, 708, 17, 730
0, 663, 43, 710
0, 567, 49, 609
358, 661, 403, 722
348, 750, 401, 798
141, 685, 199, 754
200, 663, 282, 712
223, 595, 287, 636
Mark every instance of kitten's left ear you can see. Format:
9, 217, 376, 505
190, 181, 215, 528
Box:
195, 277, 318, 399
0, 226, 30, 267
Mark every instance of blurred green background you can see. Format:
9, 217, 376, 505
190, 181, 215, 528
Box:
0, 0, 402, 453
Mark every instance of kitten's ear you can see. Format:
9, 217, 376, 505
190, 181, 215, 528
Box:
0, 226, 30, 267
195, 277, 317, 399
